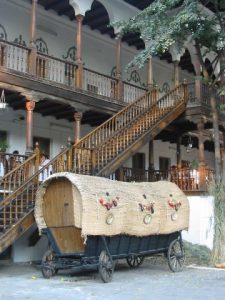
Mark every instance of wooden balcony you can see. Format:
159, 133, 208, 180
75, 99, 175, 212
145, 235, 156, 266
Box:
0, 39, 147, 106
118, 166, 214, 193
186, 82, 225, 121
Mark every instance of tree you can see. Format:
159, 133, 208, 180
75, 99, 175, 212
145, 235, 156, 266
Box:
114, 0, 225, 263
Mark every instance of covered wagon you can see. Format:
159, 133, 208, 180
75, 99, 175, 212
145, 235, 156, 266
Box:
35, 173, 189, 282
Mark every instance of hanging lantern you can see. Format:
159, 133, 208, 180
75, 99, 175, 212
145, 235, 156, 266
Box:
186, 135, 193, 153
0, 90, 7, 110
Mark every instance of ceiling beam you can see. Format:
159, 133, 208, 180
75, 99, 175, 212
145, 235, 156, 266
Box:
45, 0, 61, 10
41, 105, 69, 116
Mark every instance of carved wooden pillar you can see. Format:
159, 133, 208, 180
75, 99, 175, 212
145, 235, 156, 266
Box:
26, 100, 35, 155
176, 135, 182, 168
74, 112, 83, 144
28, 0, 37, 75
173, 60, 179, 87
115, 36, 123, 100
75, 15, 84, 89
147, 56, 153, 90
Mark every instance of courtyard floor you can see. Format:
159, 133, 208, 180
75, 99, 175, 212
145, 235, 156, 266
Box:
0, 258, 225, 300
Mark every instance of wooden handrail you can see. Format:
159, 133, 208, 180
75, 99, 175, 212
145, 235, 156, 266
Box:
74, 85, 162, 149
0, 38, 30, 51
83, 67, 117, 81
37, 52, 78, 67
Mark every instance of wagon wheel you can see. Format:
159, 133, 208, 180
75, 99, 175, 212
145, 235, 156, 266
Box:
126, 255, 144, 268
41, 249, 57, 279
167, 239, 185, 272
98, 250, 114, 283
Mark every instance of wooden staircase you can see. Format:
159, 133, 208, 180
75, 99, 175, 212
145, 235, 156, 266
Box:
0, 82, 188, 254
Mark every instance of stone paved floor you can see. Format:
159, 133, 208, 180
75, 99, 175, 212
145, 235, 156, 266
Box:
0, 259, 225, 300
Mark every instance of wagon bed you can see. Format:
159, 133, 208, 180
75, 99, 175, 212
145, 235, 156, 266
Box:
41, 229, 185, 282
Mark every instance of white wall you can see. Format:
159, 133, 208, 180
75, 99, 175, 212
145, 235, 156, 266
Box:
0, 107, 93, 158
12, 224, 48, 263
0, 0, 195, 89
183, 196, 214, 249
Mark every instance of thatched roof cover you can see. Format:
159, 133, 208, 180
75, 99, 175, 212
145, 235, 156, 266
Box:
35, 173, 189, 237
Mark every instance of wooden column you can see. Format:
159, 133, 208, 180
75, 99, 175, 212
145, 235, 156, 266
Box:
115, 36, 123, 100
75, 14, 84, 89
197, 120, 205, 165
26, 100, 35, 155
148, 140, 154, 181
173, 60, 179, 87
28, 0, 37, 75
197, 120, 206, 189
74, 112, 82, 144
147, 56, 153, 90
193, 59, 202, 104
176, 135, 182, 168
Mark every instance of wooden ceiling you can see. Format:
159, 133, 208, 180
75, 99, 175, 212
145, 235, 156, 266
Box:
3, 90, 110, 127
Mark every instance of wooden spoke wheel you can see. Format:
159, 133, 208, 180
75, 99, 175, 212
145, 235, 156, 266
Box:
126, 255, 144, 268
167, 239, 185, 272
41, 249, 57, 279
98, 250, 114, 283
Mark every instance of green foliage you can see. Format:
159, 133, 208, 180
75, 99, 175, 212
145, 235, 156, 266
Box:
113, 0, 225, 78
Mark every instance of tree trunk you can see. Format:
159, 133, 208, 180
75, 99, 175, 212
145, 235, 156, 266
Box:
210, 90, 221, 182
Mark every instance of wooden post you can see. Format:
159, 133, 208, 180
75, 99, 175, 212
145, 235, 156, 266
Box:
173, 60, 179, 87
148, 140, 155, 181
194, 59, 202, 104
25, 100, 35, 155
34, 142, 40, 174
66, 137, 72, 171
176, 135, 182, 168
115, 36, 123, 100
28, 0, 37, 74
183, 79, 188, 102
197, 119, 206, 189
147, 56, 154, 90
74, 112, 82, 144
75, 14, 84, 89
91, 149, 96, 175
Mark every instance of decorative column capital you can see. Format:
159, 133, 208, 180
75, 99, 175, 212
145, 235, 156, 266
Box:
69, 0, 92, 16
26, 100, 36, 111
76, 14, 84, 22
74, 111, 83, 121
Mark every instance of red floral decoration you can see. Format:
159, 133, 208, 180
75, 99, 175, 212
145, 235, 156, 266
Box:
98, 193, 119, 210
168, 194, 181, 211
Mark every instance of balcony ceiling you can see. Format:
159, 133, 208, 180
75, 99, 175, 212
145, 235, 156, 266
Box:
3, 90, 110, 126
37, 0, 195, 74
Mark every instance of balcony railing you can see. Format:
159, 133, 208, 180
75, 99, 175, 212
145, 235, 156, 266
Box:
119, 166, 214, 192
123, 81, 147, 103
0, 40, 29, 73
83, 68, 117, 98
187, 82, 225, 107
0, 39, 147, 104
0, 152, 28, 178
